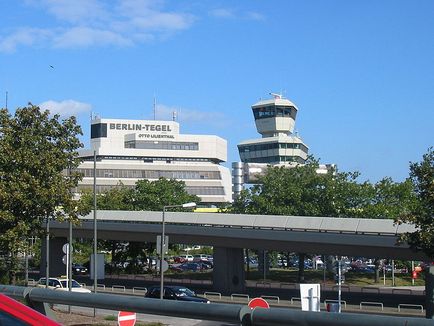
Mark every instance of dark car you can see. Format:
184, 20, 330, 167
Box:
145, 286, 210, 303
170, 262, 204, 272
72, 263, 88, 275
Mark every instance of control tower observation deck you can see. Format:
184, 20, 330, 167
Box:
232, 94, 310, 198
237, 93, 309, 166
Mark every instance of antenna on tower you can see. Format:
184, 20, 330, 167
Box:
153, 95, 157, 120
5, 91, 8, 109
269, 92, 282, 99
172, 110, 177, 121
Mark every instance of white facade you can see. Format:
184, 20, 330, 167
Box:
77, 118, 232, 204
233, 94, 310, 197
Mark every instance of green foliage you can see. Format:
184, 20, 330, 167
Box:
229, 156, 416, 220
77, 177, 200, 272
398, 147, 434, 258
78, 185, 133, 211
131, 178, 199, 211
0, 104, 83, 283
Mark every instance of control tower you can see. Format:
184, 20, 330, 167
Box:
253, 92, 298, 138
237, 93, 308, 166
233, 93, 310, 198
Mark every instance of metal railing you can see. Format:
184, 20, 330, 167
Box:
0, 285, 431, 326
360, 301, 384, 311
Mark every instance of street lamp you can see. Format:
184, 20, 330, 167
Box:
160, 202, 196, 299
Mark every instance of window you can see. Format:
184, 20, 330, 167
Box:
91, 123, 107, 139
0, 311, 28, 326
124, 140, 199, 151
75, 168, 221, 180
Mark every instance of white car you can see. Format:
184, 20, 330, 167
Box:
179, 254, 194, 262
37, 277, 91, 293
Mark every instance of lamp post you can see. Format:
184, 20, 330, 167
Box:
160, 202, 196, 299
45, 215, 50, 289
92, 150, 97, 317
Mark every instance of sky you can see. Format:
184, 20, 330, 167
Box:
1, 0, 433, 183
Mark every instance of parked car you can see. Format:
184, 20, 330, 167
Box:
36, 277, 91, 293
193, 254, 209, 262
245, 257, 258, 268
174, 256, 187, 263
179, 254, 194, 262
145, 286, 210, 303
72, 263, 88, 275
0, 293, 61, 325
171, 262, 205, 272
199, 260, 213, 269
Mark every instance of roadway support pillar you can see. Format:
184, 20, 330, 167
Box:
258, 250, 269, 280
426, 265, 434, 319
213, 247, 245, 295
40, 237, 67, 278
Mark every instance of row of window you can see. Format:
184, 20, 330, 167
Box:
238, 142, 308, 153
243, 156, 306, 164
75, 168, 221, 180
75, 184, 225, 196
252, 105, 297, 120
125, 140, 199, 151
80, 155, 215, 163
185, 186, 225, 196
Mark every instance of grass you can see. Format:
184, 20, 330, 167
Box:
104, 315, 165, 326
164, 268, 425, 286
247, 268, 425, 286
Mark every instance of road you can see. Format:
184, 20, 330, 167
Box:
55, 305, 238, 326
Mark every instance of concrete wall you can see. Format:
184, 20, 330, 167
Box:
212, 247, 245, 295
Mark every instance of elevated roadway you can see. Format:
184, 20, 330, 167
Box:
45, 210, 426, 294
50, 210, 423, 260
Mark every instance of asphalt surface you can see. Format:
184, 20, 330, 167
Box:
56, 274, 426, 320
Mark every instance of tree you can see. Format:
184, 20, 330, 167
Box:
229, 156, 417, 282
131, 178, 199, 211
78, 178, 200, 273
0, 104, 83, 283
230, 157, 364, 217
398, 147, 434, 258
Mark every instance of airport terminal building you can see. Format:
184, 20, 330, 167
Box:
76, 118, 232, 205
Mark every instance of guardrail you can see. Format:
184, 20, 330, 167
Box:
360, 301, 384, 311
204, 292, 222, 300
132, 287, 147, 294
393, 289, 413, 295
324, 299, 347, 309
231, 293, 249, 302
256, 281, 271, 288
290, 297, 301, 305
361, 287, 380, 294
111, 285, 126, 292
398, 304, 424, 314
261, 295, 280, 304
0, 285, 431, 326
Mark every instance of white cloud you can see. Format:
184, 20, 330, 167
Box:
39, 99, 92, 116
0, 28, 52, 53
155, 104, 226, 126
209, 8, 235, 19
53, 27, 132, 48
246, 11, 265, 21
1, 0, 195, 52
209, 8, 265, 21
40, 0, 109, 24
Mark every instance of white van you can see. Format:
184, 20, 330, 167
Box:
180, 254, 194, 262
